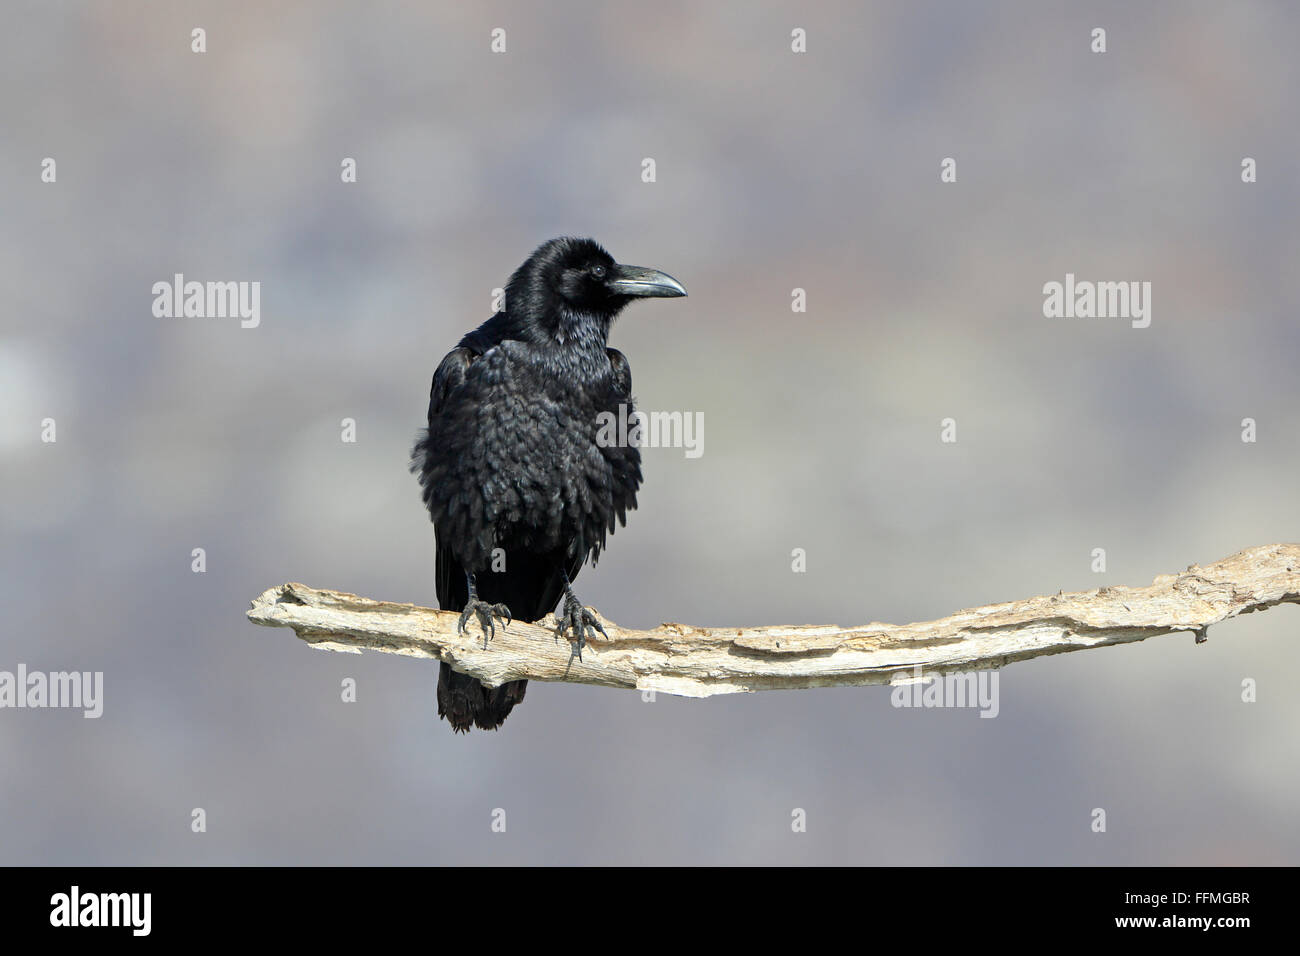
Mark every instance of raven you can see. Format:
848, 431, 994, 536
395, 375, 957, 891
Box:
411, 237, 686, 733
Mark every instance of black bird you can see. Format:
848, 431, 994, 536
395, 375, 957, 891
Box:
411, 237, 686, 732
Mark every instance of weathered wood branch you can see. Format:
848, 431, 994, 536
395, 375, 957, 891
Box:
246, 544, 1300, 698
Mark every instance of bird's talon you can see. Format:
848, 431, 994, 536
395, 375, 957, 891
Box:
555, 595, 606, 661
458, 597, 511, 648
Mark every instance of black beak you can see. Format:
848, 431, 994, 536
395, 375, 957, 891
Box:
607, 263, 687, 298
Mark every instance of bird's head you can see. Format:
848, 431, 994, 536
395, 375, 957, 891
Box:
506, 237, 686, 342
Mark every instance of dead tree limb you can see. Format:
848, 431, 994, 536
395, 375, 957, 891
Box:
246, 543, 1300, 698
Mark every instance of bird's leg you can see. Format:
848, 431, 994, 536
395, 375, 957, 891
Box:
457, 571, 511, 649
554, 570, 608, 662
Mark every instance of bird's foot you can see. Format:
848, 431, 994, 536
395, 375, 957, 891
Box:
458, 598, 511, 648
554, 591, 608, 661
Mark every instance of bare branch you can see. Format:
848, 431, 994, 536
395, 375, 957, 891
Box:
246, 544, 1300, 698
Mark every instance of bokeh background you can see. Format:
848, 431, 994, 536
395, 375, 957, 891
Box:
3, 0, 1298, 864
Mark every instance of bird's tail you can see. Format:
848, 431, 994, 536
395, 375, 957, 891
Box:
437, 664, 528, 733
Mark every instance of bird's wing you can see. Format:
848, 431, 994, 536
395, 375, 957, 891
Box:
607, 347, 632, 397
426, 345, 478, 426
410, 345, 480, 610
419, 342, 531, 732
410, 343, 477, 517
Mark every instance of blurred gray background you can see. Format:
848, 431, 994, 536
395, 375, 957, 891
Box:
3, 1, 1298, 864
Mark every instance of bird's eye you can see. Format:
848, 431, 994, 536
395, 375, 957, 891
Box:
591, 264, 606, 279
